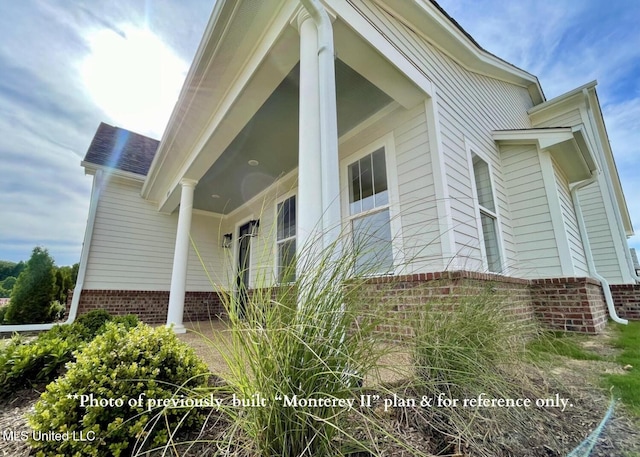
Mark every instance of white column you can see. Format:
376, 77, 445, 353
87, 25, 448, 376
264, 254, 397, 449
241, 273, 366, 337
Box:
296, 10, 324, 267
167, 179, 197, 334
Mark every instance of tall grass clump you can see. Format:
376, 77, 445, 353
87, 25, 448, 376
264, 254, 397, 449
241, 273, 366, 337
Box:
412, 284, 541, 455
212, 233, 388, 457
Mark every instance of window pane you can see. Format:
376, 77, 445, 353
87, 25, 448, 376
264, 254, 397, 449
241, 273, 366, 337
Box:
352, 209, 393, 275
481, 211, 501, 273
372, 148, 388, 205
348, 148, 389, 215
473, 155, 495, 212
277, 196, 296, 240
278, 239, 296, 282
348, 161, 362, 215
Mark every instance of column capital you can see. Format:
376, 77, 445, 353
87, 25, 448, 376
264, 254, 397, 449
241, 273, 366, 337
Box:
290, 4, 336, 32
291, 7, 313, 31
180, 178, 198, 188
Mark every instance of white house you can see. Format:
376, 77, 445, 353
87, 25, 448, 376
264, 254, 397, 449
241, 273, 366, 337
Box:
7, 0, 636, 335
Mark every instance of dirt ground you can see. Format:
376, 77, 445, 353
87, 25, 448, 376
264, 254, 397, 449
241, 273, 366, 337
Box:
1, 322, 638, 456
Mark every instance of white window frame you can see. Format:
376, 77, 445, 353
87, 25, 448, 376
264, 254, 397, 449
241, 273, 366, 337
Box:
274, 191, 297, 284
340, 133, 404, 275
465, 139, 505, 274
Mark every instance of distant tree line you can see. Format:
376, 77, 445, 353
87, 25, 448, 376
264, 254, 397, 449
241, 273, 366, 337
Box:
0, 247, 79, 324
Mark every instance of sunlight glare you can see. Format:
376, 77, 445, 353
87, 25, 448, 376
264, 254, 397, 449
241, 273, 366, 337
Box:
80, 26, 187, 138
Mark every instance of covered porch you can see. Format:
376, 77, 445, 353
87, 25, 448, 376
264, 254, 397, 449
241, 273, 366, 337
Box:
144, 1, 431, 332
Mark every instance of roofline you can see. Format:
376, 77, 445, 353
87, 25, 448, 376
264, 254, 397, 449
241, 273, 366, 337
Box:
371, 0, 545, 104
528, 80, 598, 116
142, 0, 230, 199
82, 161, 147, 183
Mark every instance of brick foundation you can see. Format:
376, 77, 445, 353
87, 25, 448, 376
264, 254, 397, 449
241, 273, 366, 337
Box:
529, 278, 608, 333
610, 284, 640, 320
355, 271, 534, 341
70, 290, 226, 324
67, 272, 633, 335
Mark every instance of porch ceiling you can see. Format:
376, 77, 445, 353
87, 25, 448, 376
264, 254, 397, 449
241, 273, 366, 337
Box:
192, 59, 393, 214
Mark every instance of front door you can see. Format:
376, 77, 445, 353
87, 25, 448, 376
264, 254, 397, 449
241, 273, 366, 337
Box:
236, 221, 252, 318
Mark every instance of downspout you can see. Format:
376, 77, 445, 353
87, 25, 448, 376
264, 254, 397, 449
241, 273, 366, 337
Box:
299, 0, 341, 250
583, 88, 640, 284
0, 169, 101, 333
571, 173, 628, 325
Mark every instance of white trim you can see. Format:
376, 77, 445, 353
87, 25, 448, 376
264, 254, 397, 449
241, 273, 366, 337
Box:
339, 102, 401, 146
153, 0, 300, 212
326, 0, 434, 98
538, 150, 575, 275
464, 138, 506, 274
82, 162, 146, 183
340, 132, 405, 274
225, 168, 298, 221
424, 94, 456, 268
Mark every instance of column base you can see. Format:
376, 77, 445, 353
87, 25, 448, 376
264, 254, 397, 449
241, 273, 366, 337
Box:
167, 322, 187, 334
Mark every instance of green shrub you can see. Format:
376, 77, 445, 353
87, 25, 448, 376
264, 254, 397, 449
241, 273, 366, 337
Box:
0, 326, 85, 395
0, 315, 138, 397
76, 309, 113, 336
0, 305, 7, 323
29, 322, 210, 457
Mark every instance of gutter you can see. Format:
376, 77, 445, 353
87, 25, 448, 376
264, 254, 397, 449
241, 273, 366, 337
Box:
571, 173, 628, 325
299, 0, 341, 250
0, 169, 102, 333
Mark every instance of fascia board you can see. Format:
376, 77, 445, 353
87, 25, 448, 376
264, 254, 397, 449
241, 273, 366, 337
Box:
371, 0, 544, 103
528, 81, 597, 122
142, 0, 232, 200
80, 161, 146, 183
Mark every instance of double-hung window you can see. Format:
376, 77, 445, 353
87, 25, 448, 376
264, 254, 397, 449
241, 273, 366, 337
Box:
276, 195, 296, 282
471, 153, 502, 273
347, 147, 394, 274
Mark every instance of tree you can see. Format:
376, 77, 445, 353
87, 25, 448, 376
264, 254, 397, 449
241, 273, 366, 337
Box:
4, 247, 56, 324
0, 276, 17, 298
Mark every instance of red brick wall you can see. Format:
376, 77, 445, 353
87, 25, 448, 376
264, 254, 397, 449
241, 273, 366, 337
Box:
71, 290, 226, 324
610, 284, 640, 320
67, 272, 635, 335
355, 271, 535, 341
529, 278, 608, 333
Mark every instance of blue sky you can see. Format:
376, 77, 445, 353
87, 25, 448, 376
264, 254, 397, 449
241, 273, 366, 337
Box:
0, 0, 638, 267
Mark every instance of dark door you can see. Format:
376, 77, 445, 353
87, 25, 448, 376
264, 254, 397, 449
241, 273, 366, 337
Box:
236, 222, 252, 319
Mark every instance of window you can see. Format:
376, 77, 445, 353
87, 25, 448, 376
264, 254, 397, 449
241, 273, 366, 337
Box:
276, 195, 296, 282
347, 147, 394, 274
472, 154, 502, 273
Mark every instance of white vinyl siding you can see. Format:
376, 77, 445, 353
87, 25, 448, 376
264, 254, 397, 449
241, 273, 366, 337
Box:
553, 157, 589, 276
501, 144, 563, 277
351, 0, 533, 272
84, 177, 222, 291
577, 183, 626, 282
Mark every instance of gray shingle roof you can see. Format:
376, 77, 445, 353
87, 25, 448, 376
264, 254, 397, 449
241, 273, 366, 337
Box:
83, 122, 159, 176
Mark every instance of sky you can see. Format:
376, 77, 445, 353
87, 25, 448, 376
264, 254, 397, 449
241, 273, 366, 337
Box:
0, 0, 638, 267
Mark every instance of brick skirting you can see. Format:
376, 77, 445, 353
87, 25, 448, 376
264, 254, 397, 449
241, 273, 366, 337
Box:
67, 272, 637, 334
69, 290, 226, 324
610, 284, 640, 320
529, 278, 608, 333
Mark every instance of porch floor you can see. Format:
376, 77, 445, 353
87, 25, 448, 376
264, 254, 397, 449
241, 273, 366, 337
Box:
178, 319, 411, 385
